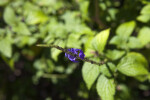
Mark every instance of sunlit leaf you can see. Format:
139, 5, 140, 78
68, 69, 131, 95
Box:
137, 14, 150, 23
117, 52, 149, 76
84, 36, 95, 57
79, 0, 90, 21
0, 38, 12, 58
14, 22, 31, 35
138, 27, 150, 46
100, 62, 116, 77
92, 29, 110, 53
109, 36, 128, 49
67, 34, 82, 48
0, 0, 9, 6
1, 55, 14, 69
82, 62, 100, 89
106, 49, 125, 60
3, 6, 18, 26
96, 75, 115, 100
128, 37, 143, 49
141, 4, 150, 14
116, 21, 136, 37
24, 2, 48, 25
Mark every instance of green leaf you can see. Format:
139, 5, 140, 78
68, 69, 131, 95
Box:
0, 28, 6, 36
1, 55, 14, 70
92, 29, 110, 53
100, 62, 116, 77
48, 21, 67, 39
138, 27, 150, 46
137, 14, 150, 23
84, 36, 95, 57
109, 36, 128, 49
127, 37, 143, 49
79, 0, 90, 21
0, 38, 12, 58
3, 6, 18, 26
106, 49, 125, 60
34, 0, 57, 6
116, 84, 131, 100
61, 11, 87, 34
26, 11, 48, 25
116, 21, 136, 37
108, 8, 118, 20
51, 40, 65, 61
0, 0, 9, 6
14, 36, 29, 47
34, 58, 54, 74
14, 22, 31, 35
117, 52, 149, 77
135, 75, 149, 82
67, 34, 82, 48
96, 75, 115, 100
24, 2, 48, 25
137, 4, 150, 23
28, 37, 37, 45
82, 62, 100, 89
141, 4, 150, 14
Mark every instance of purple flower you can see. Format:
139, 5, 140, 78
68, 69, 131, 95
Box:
65, 48, 85, 62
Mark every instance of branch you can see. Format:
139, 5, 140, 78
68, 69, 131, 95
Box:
36, 44, 106, 66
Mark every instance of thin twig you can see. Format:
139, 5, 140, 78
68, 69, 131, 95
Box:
42, 74, 67, 78
36, 44, 106, 66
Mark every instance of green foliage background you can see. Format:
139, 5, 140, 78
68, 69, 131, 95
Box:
0, 0, 150, 100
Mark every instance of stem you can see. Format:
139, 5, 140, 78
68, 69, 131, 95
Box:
36, 44, 106, 66
42, 74, 67, 78
106, 63, 114, 78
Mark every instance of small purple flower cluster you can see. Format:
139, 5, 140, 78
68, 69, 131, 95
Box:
65, 48, 85, 62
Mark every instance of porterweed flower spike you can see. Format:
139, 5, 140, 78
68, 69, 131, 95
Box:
65, 48, 85, 62
76, 49, 85, 60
